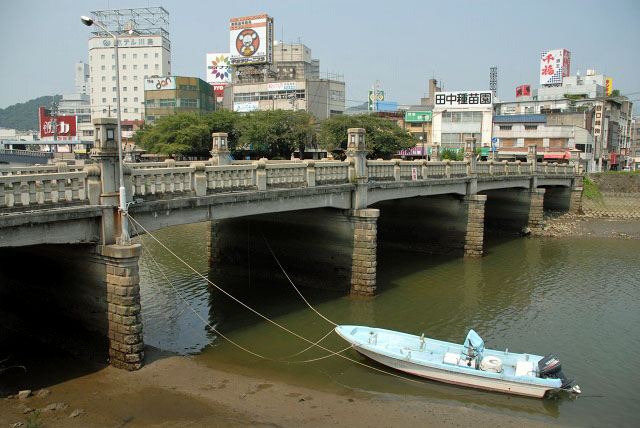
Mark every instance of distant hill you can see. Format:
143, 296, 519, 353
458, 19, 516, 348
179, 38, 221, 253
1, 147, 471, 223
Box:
0, 95, 61, 132
345, 102, 369, 115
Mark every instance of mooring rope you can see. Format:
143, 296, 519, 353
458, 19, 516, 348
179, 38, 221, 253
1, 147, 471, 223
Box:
261, 233, 338, 327
126, 214, 428, 385
129, 220, 271, 360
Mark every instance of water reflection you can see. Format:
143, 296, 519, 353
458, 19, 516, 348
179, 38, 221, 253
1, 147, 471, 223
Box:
136, 222, 640, 426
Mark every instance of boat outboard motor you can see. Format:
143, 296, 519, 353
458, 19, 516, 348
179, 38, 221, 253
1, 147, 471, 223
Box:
538, 354, 574, 389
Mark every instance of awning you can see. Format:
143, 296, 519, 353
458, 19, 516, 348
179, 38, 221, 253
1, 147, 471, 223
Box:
543, 151, 570, 160
74, 149, 87, 154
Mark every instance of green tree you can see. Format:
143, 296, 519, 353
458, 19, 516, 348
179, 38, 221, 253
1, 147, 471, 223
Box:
133, 110, 241, 158
440, 148, 463, 161
609, 89, 620, 97
235, 110, 315, 159
318, 114, 416, 159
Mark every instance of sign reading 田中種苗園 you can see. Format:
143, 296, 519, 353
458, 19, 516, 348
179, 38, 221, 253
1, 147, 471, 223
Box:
405, 111, 432, 122
229, 14, 273, 65
434, 91, 493, 109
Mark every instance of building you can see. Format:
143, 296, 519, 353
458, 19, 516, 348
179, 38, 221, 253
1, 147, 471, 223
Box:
432, 90, 494, 150
225, 43, 345, 119
87, 7, 171, 122
58, 93, 93, 140
492, 114, 594, 170
630, 117, 640, 170
144, 76, 216, 123
75, 61, 90, 95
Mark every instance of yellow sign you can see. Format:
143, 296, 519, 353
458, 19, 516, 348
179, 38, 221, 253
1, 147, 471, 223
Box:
605, 78, 613, 96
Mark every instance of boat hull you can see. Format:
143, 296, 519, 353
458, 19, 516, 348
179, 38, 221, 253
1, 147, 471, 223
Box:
354, 346, 553, 398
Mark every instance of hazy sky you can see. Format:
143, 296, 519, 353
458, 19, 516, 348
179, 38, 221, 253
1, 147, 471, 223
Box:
1, 0, 639, 111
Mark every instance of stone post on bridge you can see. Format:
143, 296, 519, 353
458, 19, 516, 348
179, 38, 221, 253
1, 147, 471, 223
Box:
464, 137, 478, 195
210, 132, 230, 166
527, 144, 538, 188
430, 143, 440, 161
91, 118, 145, 370
346, 128, 368, 209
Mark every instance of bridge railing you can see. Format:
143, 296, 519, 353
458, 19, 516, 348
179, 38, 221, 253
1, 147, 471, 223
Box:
0, 171, 88, 209
1, 158, 575, 209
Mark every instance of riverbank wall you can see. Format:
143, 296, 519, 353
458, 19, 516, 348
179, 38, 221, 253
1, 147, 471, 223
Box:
583, 173, 640, 219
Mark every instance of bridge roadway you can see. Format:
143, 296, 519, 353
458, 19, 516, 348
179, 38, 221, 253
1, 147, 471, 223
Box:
0, 125, 584, 371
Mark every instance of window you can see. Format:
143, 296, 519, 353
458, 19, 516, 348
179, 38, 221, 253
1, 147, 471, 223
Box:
101, 65, 105, 70
144, 53, 148, 59
123, 76, 127, 81
102, 87, 106, 92
178, 98, 198, 108
133, 75, 138, 81
134, 97, 138, 102
122, 54, 126, 59
133, 86, 138, 91
144, 64, 148, 69
112, 65, 115, 70
134, 108, 138, 113
124, 108, 128, 113
102, 97, 106, 103
112, 87, 117, 91
133, 64, 138, 70
133, 54, 137, 59
155, 64, 159, 70
103, 109, 107, 113
499, 125, 512, 130
101, 76, 106, 81
101, 54, 105, 60
123, 87, 127, 91
113, 98, 116, 102
159, 98, 175, 107
155, 53, 159, 58
123, 98, 128, 102
524, 125, 538, 130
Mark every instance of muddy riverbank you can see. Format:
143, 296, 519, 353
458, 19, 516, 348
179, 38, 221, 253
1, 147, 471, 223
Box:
1, 346, 562, 428
539, 213, 640, 239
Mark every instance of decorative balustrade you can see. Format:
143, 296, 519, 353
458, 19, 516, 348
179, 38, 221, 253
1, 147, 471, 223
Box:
313, 160, 349, 185
0, 171, 88, 208
1, 158, 575, 210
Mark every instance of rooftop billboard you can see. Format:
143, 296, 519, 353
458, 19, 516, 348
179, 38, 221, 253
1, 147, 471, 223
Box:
39, 107, 77, 139
229, 14, 273, 65
540, 49, 570, 86
434, 91, 493, 109
206, 53, 232, 84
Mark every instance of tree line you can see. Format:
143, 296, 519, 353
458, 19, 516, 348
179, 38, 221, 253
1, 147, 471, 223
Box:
133, 109, 419, 160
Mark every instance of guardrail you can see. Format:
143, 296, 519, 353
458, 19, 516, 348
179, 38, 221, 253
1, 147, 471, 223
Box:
1, 158, 574, 209
0, 171, 88, 208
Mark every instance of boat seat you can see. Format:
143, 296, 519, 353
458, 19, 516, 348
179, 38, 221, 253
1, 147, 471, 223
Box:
443, 352, 460, 366
515, 360, 535, 377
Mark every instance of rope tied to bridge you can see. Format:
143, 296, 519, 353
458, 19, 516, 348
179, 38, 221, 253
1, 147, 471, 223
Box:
126, 213, 429, 382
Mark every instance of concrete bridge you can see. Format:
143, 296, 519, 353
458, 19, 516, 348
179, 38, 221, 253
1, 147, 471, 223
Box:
0, 119, 583, 370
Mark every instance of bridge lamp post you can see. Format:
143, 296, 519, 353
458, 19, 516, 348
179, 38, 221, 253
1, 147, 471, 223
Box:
81, 15, 129, 244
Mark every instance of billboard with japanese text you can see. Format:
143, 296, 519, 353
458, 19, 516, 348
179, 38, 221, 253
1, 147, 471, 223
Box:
405, 111, 433, 122
433, 91, 493, 109
144, 76, 176, 91
540, 49, 570, 86
229, 14, 273, 65
605, 78, 613, 96
516, 84, 531, 97
39, 107, 77, 138
206, 53, 232, 84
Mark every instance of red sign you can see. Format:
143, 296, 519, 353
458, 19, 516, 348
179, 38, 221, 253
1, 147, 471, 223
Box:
39, 107, 77, 138
211, 83, 227, 102
515, 85, 531, 98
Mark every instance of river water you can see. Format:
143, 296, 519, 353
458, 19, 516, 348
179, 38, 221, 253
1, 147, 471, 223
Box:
137, 221, 640, 427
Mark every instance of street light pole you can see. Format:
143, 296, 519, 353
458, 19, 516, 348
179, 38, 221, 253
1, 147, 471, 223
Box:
81, 15, 129, 244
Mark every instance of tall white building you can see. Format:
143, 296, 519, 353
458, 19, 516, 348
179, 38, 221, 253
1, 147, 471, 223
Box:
87, 7, 171, 123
